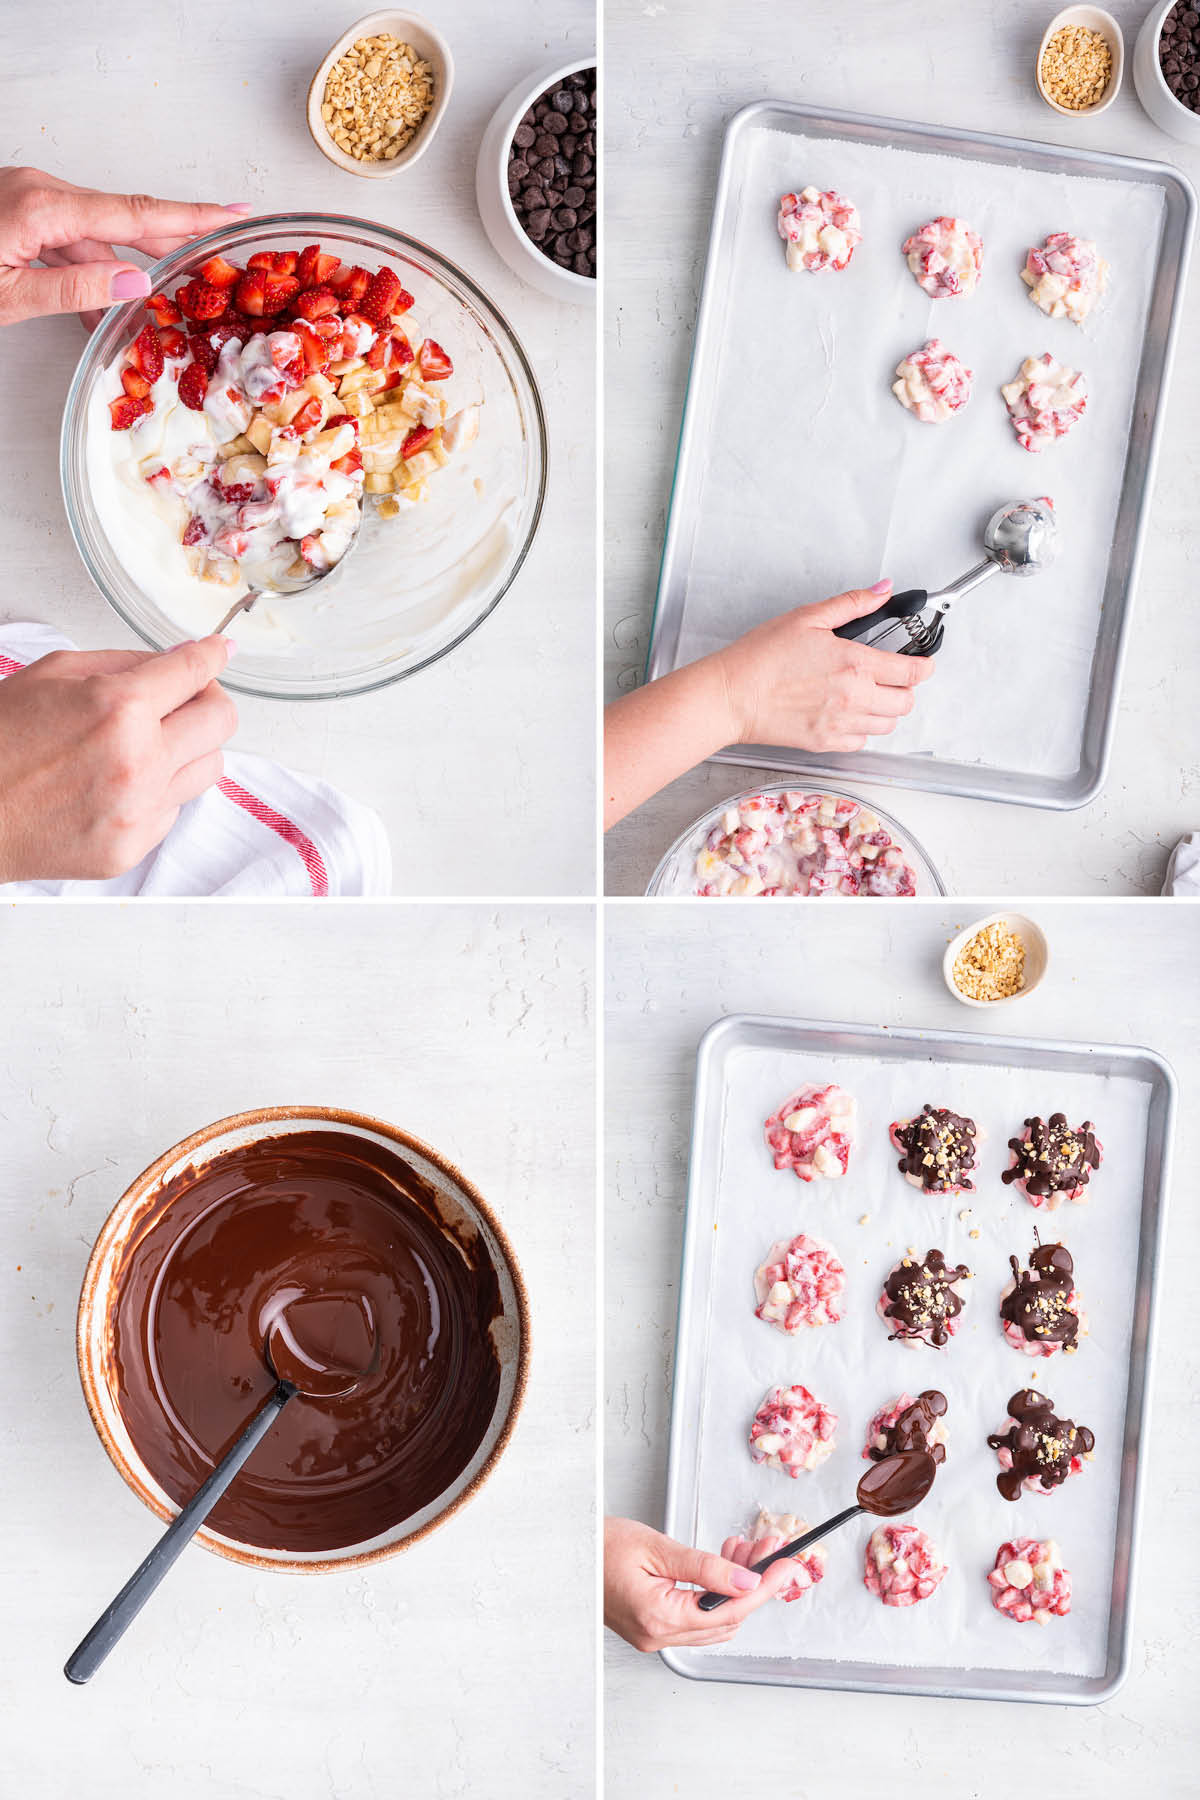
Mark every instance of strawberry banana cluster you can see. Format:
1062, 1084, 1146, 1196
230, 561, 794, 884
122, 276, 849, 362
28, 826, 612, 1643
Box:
107, 245, 466, 590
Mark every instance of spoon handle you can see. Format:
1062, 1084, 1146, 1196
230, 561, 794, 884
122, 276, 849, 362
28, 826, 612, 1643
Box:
64, 1382, 294, 1685
695, 1503, 864, 1613
214, 588, 261, 634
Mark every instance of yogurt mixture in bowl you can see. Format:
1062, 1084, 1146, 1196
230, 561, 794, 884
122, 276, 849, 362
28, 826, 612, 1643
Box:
64, 215, 546, 699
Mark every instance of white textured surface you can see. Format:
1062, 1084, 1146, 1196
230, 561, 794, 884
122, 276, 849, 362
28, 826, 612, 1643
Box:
0, 1, 596, 896
605, 902, 1200, 1797
0, 904, 594, 1797
604, 0, 1200, 895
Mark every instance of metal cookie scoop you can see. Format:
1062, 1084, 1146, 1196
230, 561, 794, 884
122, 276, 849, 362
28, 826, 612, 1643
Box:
834, 497, 1059, 656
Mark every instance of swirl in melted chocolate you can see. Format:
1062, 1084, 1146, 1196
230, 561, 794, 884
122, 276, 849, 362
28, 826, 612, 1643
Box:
881, 1249, 971, 1346
1000, 1234, 1080, 1351
869, 1390, 948, 1465
1001, 1114, 1101, 1199
109, 1131, 503, 1553
987, 1388, 1095, 1501
893, 1104, 977, 1193
856, 1450, 937, 1516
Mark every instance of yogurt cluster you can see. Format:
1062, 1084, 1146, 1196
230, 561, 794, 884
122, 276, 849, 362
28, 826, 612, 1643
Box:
1001, 353, 1088, 452
988, 1538, 1071, 1623
1022, 233, 1108, 325
902, 216, 984, 299
892, 338, 973, 423
777, 187, 862, 273
749, 1383, 838, 1476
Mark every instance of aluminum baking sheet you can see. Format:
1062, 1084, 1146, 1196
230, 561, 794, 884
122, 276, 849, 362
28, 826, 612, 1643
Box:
662, 1015, 1174, 1703
646, 102, 1195, 809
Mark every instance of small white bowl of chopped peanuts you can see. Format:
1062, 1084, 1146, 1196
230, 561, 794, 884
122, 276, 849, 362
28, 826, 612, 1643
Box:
1036, 7, 1124, 117
308, 11, 454, 178
943, 913, 1050, 1010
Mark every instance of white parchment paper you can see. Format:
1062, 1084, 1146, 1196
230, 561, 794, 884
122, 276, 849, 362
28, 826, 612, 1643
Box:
671, 122, 1167, 781
689, 1038, 1154, 1677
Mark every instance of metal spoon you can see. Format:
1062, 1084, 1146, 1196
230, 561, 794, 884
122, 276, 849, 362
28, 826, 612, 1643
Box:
64, 1294, 377, 1685
834, 496, 1059, 656
213, 507, 363, 635
695, 1448, 938, 1613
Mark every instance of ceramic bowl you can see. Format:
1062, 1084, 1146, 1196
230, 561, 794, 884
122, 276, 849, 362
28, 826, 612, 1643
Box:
307, 10, 454, 177
76, 1106, 529, 1573
1036, 6, 1124, 115
1133, 0, 1200, 143
943, 913, 1050, 1009
476, 56, 597, 305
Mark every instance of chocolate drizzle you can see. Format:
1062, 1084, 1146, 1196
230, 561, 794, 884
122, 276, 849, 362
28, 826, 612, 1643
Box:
881, 1249, 971, 1346
987, 1388, 1094, 1500
893, 1104, 977, 1193
869, 1389, 948, 1465
1000, 1234, 1080, 1350
1001, 1114, 1101, 1198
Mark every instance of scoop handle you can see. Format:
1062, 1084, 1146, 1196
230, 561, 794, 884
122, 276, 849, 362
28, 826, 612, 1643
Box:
64, 1381, 294, 1685
695, 1503, 864, 1613
833, 589, 928, 646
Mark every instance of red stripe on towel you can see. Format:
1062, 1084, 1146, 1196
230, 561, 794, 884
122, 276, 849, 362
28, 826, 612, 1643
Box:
217, 775, 329, 897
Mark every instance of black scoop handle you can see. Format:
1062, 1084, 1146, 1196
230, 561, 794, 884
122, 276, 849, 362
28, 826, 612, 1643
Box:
833, 588, 928, 644
64, 1381, 294, 1685
696, 1503, 864, 1613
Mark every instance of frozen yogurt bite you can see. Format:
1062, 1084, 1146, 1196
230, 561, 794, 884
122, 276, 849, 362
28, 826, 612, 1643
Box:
763, 1082, 856, 1181
988, 1538, 1071, 1623
902, 217, 983, 298
890, 1103, 979, 1195
987, 1388, 1094, 1499
736, 1509, 827, 1603
1001, 353, 1087, 452
777, 187, 862, 273
863, 1389, 948, 1465
892, 339, 972, 422
749, 1383, 838, 1476
864, 1523, 947, 1608
1001, 1114, 1102, 1209
1022, 233, 1107, 325
753, 1233, 846, 1333
999, 1236, 1085, 1357
877, 1248, 971, 1349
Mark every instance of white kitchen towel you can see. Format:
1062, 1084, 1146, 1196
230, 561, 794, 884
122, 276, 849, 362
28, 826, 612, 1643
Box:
0, 623, 392, 898
1163, 832, 1200, 898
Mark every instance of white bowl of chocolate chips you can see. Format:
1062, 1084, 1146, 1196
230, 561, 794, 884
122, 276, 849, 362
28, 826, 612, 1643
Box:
476, 57, 597, 304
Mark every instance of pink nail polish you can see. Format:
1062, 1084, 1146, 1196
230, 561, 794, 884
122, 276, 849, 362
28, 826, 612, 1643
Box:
110, 268, 151, 299
870, 577, 892, 596
224, 203, 253, 214
731, 1568, 761, 1592
221, 635, 239, 658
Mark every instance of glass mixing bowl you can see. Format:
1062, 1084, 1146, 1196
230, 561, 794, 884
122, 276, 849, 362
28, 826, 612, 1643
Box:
646, 782, 947, 897
60, 213, 547, 700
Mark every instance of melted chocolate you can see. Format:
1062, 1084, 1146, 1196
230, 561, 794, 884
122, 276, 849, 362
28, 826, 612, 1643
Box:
869, 1389, 947, 1465
1000, 1234, 1080, 1351
881, 1249, 971, 1346
987, 1388, 1094, 1501
856, 1450, 937, 1516
109, 1131, 503, 1552
1001, 1114, 1100, 1198
893, 1104, 977, 1193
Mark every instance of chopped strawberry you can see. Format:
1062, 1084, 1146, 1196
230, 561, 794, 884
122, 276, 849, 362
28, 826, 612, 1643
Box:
293, 286, 339, 320
146, 292, 182, 326
128, 324, 164, 382
331, 448, 362, 475
143, 463, 171, 488
220, 312, 260, 339
417, 339, 453, 381
261, 274, 299, 315
324, 412, 356, 433
214, 478, 257, 503
176, 279, 227, 321
364, 336, 388, 370
121, 366, 152, 400
247, 250, 298, 275
329, 264, 372, 305
159, 326, 187, 357
198, 255, 242, 289
360, 266, 403, 324
376, 369, 404, 393
299, 533, 323, 565
234, 270, 268, 317
291, 319, 329, 373
109, 394, 152, 430
187, 333, 219, 374
296, 245, 342, 286
182, 516, 208, 545
312, 314, 344, 341
207, 323, 246, 355
402, 425, 435, 458
290, 396, 324, 435
177, 363, 209, 411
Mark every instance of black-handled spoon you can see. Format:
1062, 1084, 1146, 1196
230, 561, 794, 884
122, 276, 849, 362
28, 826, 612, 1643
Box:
695, 1448, 937, 1613
65, 1295, 376, 1685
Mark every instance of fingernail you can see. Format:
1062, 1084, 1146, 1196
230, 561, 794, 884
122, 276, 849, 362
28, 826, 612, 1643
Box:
731, 1568, 761, 1592
110, 268, 151, 299
224, 203, 253, 214
870, 577, 892, 596
221, 635, 239, 659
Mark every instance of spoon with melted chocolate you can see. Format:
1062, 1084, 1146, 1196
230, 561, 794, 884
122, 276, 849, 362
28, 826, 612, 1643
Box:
65, 1292, 377, 1685
695, 1450, 937, 1612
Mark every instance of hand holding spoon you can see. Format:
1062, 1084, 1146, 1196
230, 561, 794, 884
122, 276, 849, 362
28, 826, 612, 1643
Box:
695, 1449, 937, 1613
64, 1293, 377, 1685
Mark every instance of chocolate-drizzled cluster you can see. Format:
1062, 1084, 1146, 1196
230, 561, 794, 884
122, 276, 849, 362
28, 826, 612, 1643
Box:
1002, 1114, 1101, 1199
987, 1389, 1095, 1500
869, 1389, 948, 1465
893, 1104, 977, 1193
882, 1249, 971, 1346
1001, 1236, 1080, 1351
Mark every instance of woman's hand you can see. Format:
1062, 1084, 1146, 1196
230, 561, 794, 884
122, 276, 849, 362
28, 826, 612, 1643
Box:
713, 581, 935, 753
0, 637, 238, 882
0, 166, 250, 328
604, 1516, 797, 1652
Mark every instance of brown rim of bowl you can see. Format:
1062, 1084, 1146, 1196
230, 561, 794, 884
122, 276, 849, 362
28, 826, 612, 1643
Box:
75, 1104, 531, 1575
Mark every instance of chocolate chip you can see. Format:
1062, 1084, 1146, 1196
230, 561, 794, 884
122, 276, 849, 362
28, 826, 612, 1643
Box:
572, 253, 591, 276
527, 208, 552, 239
507, 68, 596, 278
534, 156, 556, 183
573, 153, 592, 178
534, 132, 557, 157
513, 124, 535, 149
553, 207, 577, 231
543, 111, 568, 134
550, 89, 574, 111
562, 185, 586, 208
